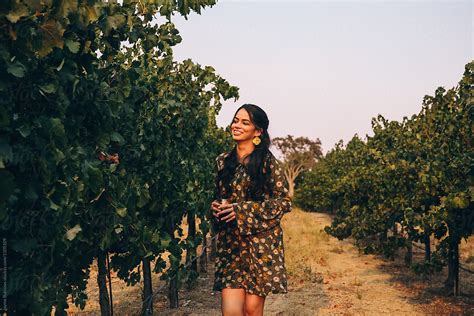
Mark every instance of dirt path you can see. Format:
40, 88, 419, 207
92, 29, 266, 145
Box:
287, 211, 423, 315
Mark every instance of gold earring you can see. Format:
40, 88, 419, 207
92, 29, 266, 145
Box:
252, 136, 261, 145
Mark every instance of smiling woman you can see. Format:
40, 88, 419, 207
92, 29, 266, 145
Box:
209, 104, 292, 316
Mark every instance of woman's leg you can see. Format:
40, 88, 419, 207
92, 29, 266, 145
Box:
221, 288, 246, 316
244, 293, 265, 316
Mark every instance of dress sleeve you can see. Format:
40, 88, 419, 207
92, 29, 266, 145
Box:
233, 155, 292, 236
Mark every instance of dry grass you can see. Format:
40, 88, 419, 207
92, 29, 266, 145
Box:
282, 208, 330, 285
460, 236, 474, 268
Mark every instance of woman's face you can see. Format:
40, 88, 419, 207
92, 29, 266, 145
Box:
231, 108, 262, 142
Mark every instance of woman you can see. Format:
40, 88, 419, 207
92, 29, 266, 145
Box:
209, 104, 292, 316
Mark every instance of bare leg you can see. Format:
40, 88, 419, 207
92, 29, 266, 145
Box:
244, 292, 266, 316
222, 288, 246, 316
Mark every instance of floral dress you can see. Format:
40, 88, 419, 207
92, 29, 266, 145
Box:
209, 150, 292, 297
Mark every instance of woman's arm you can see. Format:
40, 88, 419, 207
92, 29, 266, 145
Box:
233, 155, 292, 236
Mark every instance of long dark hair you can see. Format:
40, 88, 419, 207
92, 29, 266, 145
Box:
217, 104, 274, 201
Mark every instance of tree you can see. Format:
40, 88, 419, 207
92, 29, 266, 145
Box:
272, 135, 323, 198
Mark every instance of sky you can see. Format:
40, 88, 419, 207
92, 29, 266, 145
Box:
169, 0, 472, 155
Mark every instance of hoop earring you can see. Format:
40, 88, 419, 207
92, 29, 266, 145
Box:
252, 136, 261, 145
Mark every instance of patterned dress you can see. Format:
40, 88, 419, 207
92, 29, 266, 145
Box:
210, 150, 292, 297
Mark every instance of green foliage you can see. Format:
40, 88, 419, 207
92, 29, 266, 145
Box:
1, 0, 237, 313
297, 61, 473, 275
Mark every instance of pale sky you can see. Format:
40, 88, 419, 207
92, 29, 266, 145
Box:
170, 0, 472, 155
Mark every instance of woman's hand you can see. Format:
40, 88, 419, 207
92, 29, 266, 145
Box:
217, 201, 237, 223
211, 200, 222, 220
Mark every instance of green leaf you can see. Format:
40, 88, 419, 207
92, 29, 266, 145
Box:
151, 232, 160, 243
65, 39, 80, 53
17, 125, 31, 138
65, 224, 82, 241
116, 207, 127, 217
39, 83, 57, 94
86, 163, 103, 194
50, 200, 60, 210
50, 118, 66, 138
110, 132, 125, 144
137, 193, 149, 208
7, 61, 26, 78
160, 234, 171, 248
452, 195, 469, 209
